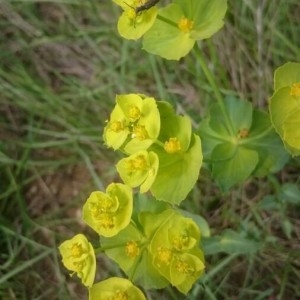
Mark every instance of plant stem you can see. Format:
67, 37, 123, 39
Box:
193, 43, 234, 135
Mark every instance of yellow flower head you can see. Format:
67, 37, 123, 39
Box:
58, 234, 96, 287
89, 277, 146, 300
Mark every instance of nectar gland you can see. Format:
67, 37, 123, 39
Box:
290, 82, 300, 97
174, 258, 195, 276
125, 241, 140, 258
132, 125, 149, 140
164, 137, 181, 153
156, 246, 173, 267
178, 17, 194, 33
128, 105, 141, 121
110, 121, 124, 133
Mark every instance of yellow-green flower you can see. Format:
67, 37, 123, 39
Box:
89, 277, 146, 300
116, 150, 159, 193
149, 210, 205, 294
113, 0, 158, 40
269, 62, 300, 156
103, 94, 161, 154
143, 0, 227, 60
58, 234, 96, 287
82, 183, 133, 237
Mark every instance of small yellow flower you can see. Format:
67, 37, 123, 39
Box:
132, 124, 149, 140
89, 277, 146, 300
125, 241, 140, 258
164, 137, 181, 153
156, 246, 173, 267
178, 17, 194, 33
128, 104, 141, 121
82, 184, 133, 237
290, 82, 300, 97
58, 234, 96, 287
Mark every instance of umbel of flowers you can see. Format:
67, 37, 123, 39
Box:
104, 94, 203, 205
113, 0, 228, 60
58, 94, 206, 297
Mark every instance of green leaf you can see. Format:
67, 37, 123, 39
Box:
274, 62, 300, 91
101, 222, 169, 289
202, 230, 262, 255
209, 96, 253, 135
248, 110, 290, 176
211, 142, 259, 191
279, 183, 300, 206
157, 101, 192, 152
142, 0, 227, 60
150, 134, 203, 204
175, 0, 227, 40
199, 97, 289, 190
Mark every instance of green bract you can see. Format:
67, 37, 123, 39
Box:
89, 277, 146, 300
149, 210, 205, 294
113, 0, 158, 40
269, 62, 300, 156
82, 183, 133, 237
149, 102, 202, 204
58, 234, 96, 287
143, 0, 227, 60
101, 209, 205, 294
102, 220, 169, 290
103, 94, 161, 154
199, 96, 289, 191
116, 150, 159, 193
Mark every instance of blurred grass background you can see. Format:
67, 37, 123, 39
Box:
0, 0, 300, 299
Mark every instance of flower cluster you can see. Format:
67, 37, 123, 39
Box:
269, 62, 300, 156
58, 94, 206, 296
89, 277, 146, 300
82, 183, 133, 237
102, 208, 205, 294
113, 0, 227, 60
104, 94, 203, 205
59, 234, 96, 287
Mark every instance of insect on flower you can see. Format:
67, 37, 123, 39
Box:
135, 0, 160, 14
124, 0, 160, 27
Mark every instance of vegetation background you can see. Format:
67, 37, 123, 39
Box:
0, 0, 299, 299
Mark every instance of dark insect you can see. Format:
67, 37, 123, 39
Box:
135, 0, 160, 14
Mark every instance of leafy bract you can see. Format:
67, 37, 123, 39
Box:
150, 133, 202, 204
269, 62, 300, 156
143, 0, 227, 60
199, 96, 289, 190
149, 209, 205, 294
274, 62, 300, 91
101, 217, 170, 289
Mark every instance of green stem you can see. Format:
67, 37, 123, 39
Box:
193, 44, 234, 135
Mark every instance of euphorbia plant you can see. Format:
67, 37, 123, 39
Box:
58, 0, 300, 298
